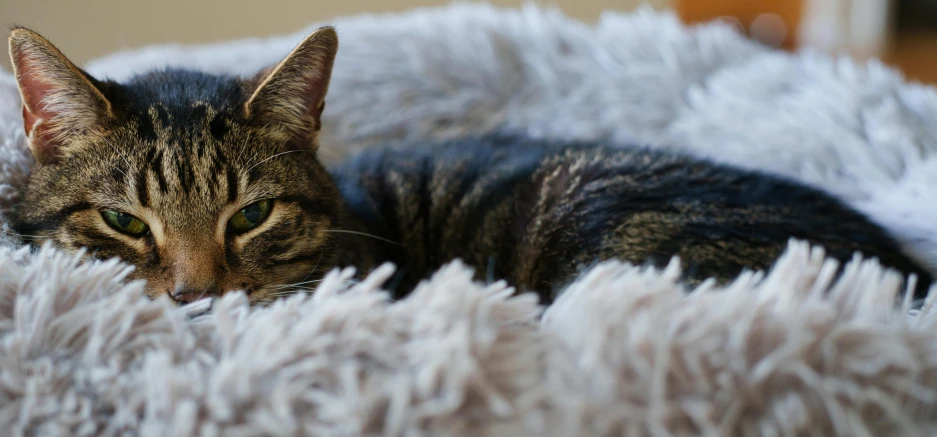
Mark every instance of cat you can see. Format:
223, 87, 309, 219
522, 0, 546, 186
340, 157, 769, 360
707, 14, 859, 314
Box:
7, 26, 934, 306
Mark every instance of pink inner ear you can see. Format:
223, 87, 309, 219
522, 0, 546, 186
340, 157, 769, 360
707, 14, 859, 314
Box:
14, 50, 64, 128
21, 101, 65, 164
13, 50, 73, 164
19, 80, 58, 140
21, 103, 38, 138
301, 83, 325, 130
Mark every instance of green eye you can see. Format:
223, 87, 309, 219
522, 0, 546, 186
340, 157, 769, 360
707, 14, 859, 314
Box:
228, 199, 272, 233
101, 210, 149, 236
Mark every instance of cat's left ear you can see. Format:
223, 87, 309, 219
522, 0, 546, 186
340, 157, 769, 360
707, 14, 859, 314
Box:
9, 26, 114, 165
245, 26, 338, 150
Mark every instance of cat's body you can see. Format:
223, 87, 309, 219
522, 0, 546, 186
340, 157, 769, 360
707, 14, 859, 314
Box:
331, 135, 934, 302
6, 26, 933, 305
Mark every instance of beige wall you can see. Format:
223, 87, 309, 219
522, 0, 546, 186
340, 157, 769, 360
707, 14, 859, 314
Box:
1, 0, 671, 72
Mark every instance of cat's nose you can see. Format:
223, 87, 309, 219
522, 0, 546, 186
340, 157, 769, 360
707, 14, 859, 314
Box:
170, 286, 219, 304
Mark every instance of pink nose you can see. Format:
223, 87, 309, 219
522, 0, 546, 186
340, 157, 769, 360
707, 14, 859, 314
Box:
170, 286, 219, 304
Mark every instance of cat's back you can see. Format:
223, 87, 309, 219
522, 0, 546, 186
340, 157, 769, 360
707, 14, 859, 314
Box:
331, 134, 933, 301
330, 133, 866, 225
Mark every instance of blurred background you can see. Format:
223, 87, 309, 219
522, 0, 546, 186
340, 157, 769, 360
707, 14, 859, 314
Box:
3, 0, 936, 84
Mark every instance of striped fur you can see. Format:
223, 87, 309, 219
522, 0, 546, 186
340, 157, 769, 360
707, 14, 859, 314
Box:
332, 135, 934, 303
8, 27, 933, 305
9, 27, 341, 304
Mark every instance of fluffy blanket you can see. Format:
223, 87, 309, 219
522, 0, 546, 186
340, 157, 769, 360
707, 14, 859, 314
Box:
2, 3, 937, 435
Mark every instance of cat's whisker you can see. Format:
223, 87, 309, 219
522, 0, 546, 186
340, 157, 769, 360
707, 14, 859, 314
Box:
312, 252, 324, 273
288, 286, 318, 292
269, 287, 399, 303
272, 287, 316, 294
1, 230, 44, 240
267, 278, 360, 292
237, 130, 257, 164
289, 280, 324, 287
269, 279, 325, 290
324, 229, 404, 247
97, 135, 132, 179
246, 149, 313, 173
298, 252, 325, 285
241, 132, 265, 168
270, 283, 314, 290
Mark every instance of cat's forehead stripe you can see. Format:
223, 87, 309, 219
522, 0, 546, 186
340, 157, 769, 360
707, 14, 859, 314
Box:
120, 129, 243, 216
151, 149, 168, 193
226, 166, 239, 203
135, 164, 149, 207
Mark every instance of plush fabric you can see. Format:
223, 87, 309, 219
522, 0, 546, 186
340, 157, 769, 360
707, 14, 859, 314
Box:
2, 3, 937, 435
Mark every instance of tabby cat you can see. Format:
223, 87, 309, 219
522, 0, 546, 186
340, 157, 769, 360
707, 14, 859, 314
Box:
7, 26, 933, 305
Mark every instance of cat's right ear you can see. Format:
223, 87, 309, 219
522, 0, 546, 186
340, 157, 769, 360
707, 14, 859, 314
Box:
244, 26, 338, 151
8, 27, 113, 165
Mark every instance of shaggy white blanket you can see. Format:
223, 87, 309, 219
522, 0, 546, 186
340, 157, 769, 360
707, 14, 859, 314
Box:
2, 3, 937, 435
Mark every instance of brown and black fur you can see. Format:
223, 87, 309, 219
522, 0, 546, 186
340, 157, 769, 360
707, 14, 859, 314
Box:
330, 134, 934, 303
9, 26, 341, 304
7, 27, 934, 306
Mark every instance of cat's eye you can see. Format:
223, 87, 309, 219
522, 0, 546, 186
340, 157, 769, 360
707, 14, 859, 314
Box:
228, 199, 273, 233
101, 210, 149, 237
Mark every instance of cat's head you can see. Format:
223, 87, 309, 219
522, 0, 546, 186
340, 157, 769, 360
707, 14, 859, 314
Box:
8, 26, 342, 305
